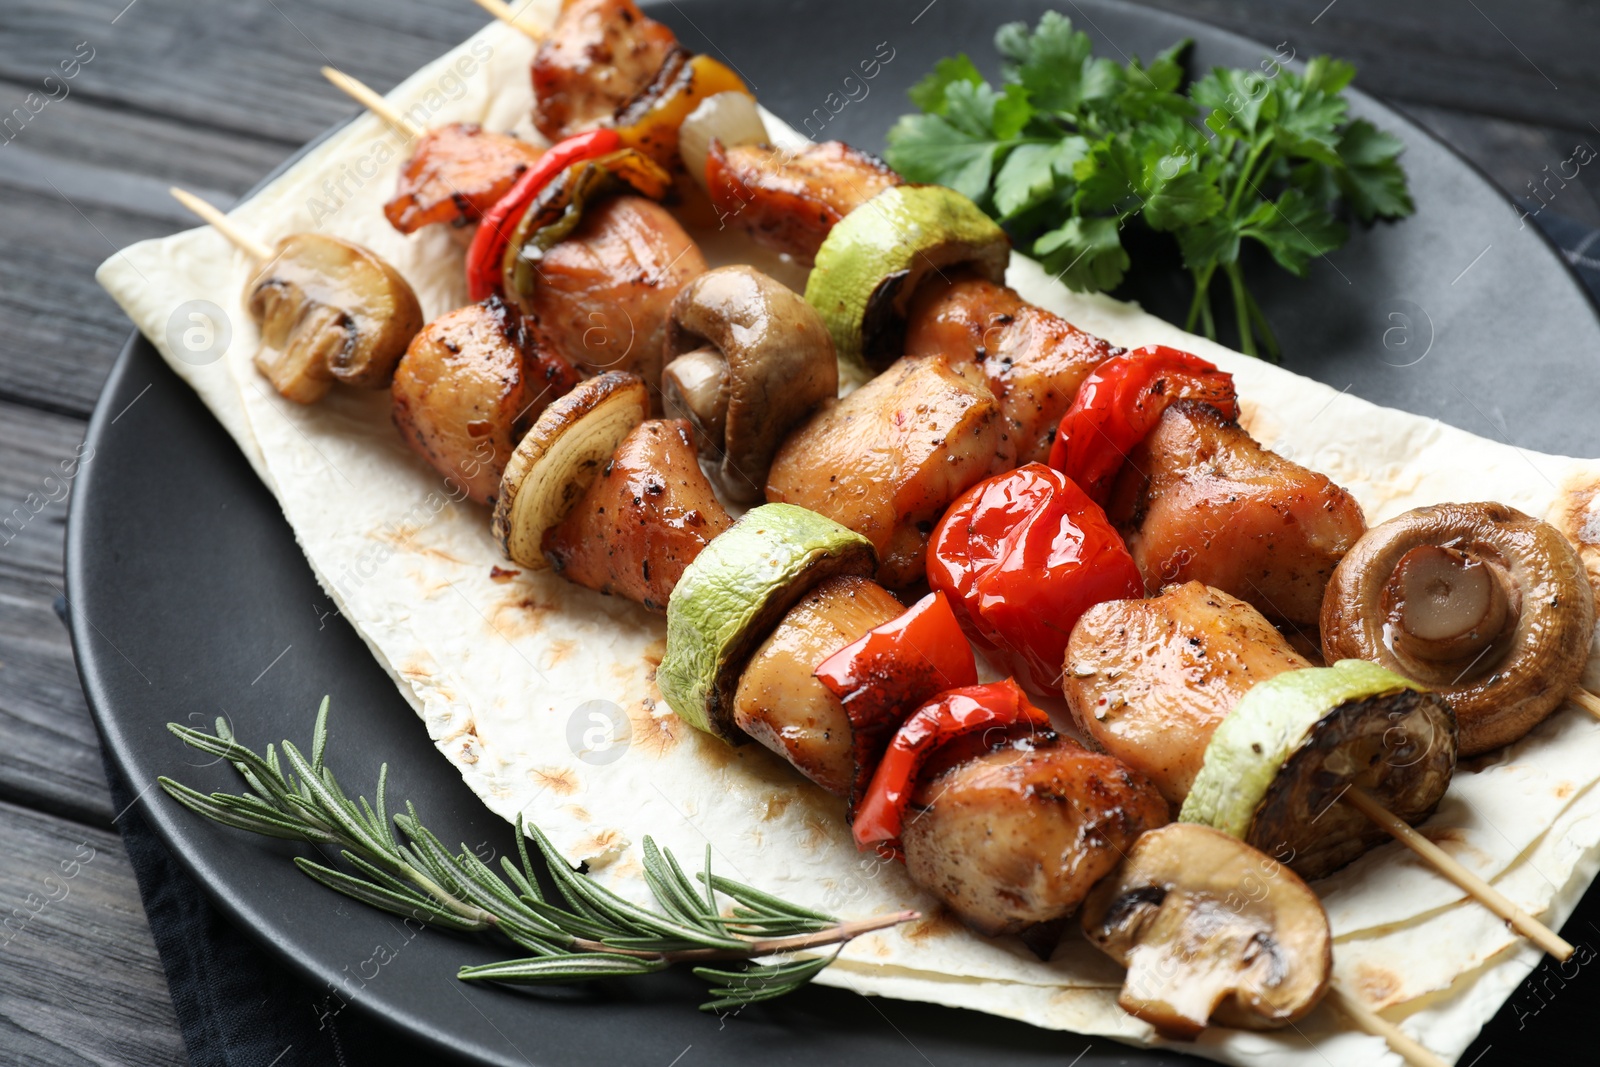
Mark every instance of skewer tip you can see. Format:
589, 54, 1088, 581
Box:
470, 0, 546, 41
169, 186, 273, 263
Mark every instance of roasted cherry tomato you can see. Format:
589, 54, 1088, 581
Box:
815, 591, 978, 811
852, 679, 1052, 852
929, 463, 1143, 694
1047, 345, 1239, 504
466, 128, 622, 301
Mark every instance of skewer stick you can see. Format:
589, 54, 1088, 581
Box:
321, 67, 423, 140
1343, 785, 1573, 960
169, 187, 273, 262
1571, 686, 1600, 722
469, 0, 545, 40
1327, 982, 1449, 1067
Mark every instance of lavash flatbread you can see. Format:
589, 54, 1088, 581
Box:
96, 10, 1600, 1064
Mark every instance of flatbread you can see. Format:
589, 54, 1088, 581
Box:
96, 12, 1600, 1065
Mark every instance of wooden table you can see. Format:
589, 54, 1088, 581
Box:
2, 1, 1596, 1062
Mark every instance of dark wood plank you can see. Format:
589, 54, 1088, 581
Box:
1400, 101, 1600, 228
0, 798, 185, 1066
0, 90, 290, 418
0, 400, 111, 827
1122, 0, 1600, 133
1, 0, 496, 147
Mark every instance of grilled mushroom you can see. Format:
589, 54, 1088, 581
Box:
247, 234, 423, 403
1321, 502, 1595, 755
662, 265, 838, 503
1081, 823, 1332, 1039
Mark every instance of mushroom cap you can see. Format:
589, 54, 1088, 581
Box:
247, 233, 423, 400
663, 265, 838, 504
1321, 502, 1595, 755
1081, 823, 1332, 1039
491, 371, 650, 570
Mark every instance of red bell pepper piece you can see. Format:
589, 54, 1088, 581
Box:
928, 464, 1143, 694
1047, 345, 1239, 504
814, 591, 978, 812
465, 128, 622, 302
851, 679, 1052, 852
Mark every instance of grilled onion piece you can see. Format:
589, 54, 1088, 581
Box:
493, 372, 649, 570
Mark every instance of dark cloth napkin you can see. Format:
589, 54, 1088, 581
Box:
90, 208, 1600, 1067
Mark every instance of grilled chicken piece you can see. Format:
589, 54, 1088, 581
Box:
732, 575, 905, 795
903, 739, 1169, 937
766, 354, 1011, 589
383, 124, 544, 234
532, 0, 679, 141
705, 141, 904, 264
543, 419, 732, 611
905, 272, 1122, 465
391, 299, 580, 505
1064, 582, 1312, 805
1107, 401, 1367, 626
524, 195, 707, 392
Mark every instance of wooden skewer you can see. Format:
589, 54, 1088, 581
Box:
321, 66, 424, 140
1571, 686, 1600, 721
1343, 785, 1573, 960
469, 0, 545, 40
169, 187, 273, 262
1327, 982, 1449, 1067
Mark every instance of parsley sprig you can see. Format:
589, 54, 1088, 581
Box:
885, 12, 1415, 360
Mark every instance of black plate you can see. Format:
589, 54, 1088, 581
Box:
69, 2, 1600, 1064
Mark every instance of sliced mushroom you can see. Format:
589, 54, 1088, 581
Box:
543, 418, 733, 611
1081, 823, 1332, 1039
247, 233, 423, 402
492, 372, 650, 570
661, 265, 838, 504
1321, 502, 1595, 755
901, 738, 1169, 938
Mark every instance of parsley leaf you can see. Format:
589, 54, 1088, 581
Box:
1035, 216, 1131, 291
888, 14, 1416, 360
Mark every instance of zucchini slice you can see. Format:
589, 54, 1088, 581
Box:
658, 503, 876, 742
1181, 660, 1457, 880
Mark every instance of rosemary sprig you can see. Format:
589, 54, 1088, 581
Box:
158, 698, 916, 1010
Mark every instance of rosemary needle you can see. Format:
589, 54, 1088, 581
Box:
159, 697, 917, 1011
